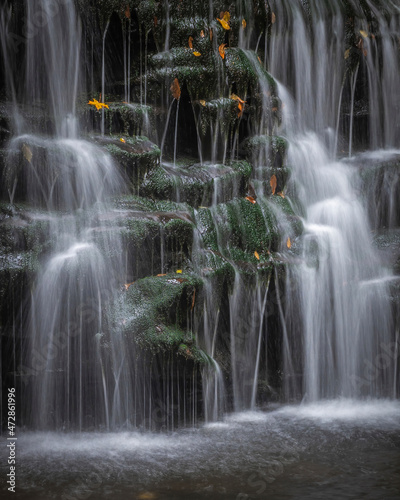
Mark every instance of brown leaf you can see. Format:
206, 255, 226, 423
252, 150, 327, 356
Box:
344, 48, 351, 59
157, 273, 167, 277
218, 43, 226, 59
22, 143, 32, 163
124, 281, 135, 290
277, 191, 285, 198
271, 12, 276, 24
154, 16, 158, 27
125, 5, 130, 19
271, 107, 278, 112
188, 36, 193, 49
209, 28, 213, 41
287, 237, 291, 249
270, 174, 277, 195
254, 251, 260, 260
363, 48, 368, 57
191, 289, 196, 310
200, 30, 205, 38
245, 196, 257, 204
170, 78, 181, 100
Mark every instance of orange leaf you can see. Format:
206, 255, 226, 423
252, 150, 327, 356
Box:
242, 19, 247, 29
170, 78, 181, 100
88, 99, 109, 111
238, 101, 244, 117
193, 51, 201, 56
218, 43, 226, 59
124, 281, 135, 290
200, 30, 205, 38
270, 174, 277, 195
271, 12, 276, 24
277, 191, 285, 198
286, 237, 291, 249
191, 289, 196, 310
254, 251, 260, 260
125, 5, 130, 19
188, 36, 193, 49
230, 93, 246, 104
222, 11, 230, 22
157, 273, 167, 277
245, 196, 256, 204
120, 138, 126, 143
258, 56, 262, 64
209, 29, 213, 41
200, 99, 206, 106
217, 18, 230, 30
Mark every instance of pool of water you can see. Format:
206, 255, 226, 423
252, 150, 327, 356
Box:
1, 400, 400, 500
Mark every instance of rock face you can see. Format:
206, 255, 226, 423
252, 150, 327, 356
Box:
0, 0, 399, 428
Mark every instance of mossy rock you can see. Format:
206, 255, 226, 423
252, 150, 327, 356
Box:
140, 160, 251, 207
240, 135, 288, 168
93, 135, 160, 194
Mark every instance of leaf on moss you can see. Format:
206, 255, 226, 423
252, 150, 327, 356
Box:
270, 174, 277, 195
124, 281, 135, 290
170, 78, 181, 100
230, 93, 246, 104
278, 191, 285, 198
217, 17, 230, 30
88, 99, 109, 110
120, 138, 126, 143
157, 273, 166, 277
218, 43, 226, 59
200, 100, 206, 106
254, 251, 260, 260
193, 51, 201, 56
200, 30, 205, 38
245, 196, 256, 204
188, 36, 193, 49
176, 269, 183, 274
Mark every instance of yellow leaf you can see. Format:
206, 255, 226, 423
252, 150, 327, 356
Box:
188, 36, 193, 49
271, 12, 276, 24
360, 30, 368, 38
270, 174, 277, 195
245, 196, 256, 204
218, 43, 226, 59
22, 143, 32, 163
242, 19, 247, 29
124, 281, 135, 290
176, 269, 183, 274
254, 251, 260, 260
344, 48, 351, 59
200, 30, 205, 38
88, 99, 109, 111
287, 237, 291, 249
193, 51, 201, 56
120, 138, 126, 143
200, 100, 206, 106
222, 11, 230, 22
217, 18, 230, 30
170, 78, 181, 100
230, 93, 246, 104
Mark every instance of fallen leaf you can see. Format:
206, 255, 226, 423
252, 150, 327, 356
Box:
188, 36, 193, 49
88, 99, 109, 111
270, 174, 277, 195
170, 78, 181, 100
124, 281, 135, 290
200, 100, 206, 106
218, 43, 226, 59
176, 269, 183, 274
120, 138, 126, 143
200, 30, 205, 38
258, 56, 262, 64
125, 5, 130, 19
344, 48, 351, 59
157, 273, 166, 277
254, 251, 260, 260
193, 51, 201, 56
245, 196, 257, 204
238, 101, 244, 117
271, 12, 276, 24
286, 237, 291, 249
277, 191, 285, 198
154, 16, 158, 27
242, 19, 247, 29
363, 48, 368, 57
360, 29, 368, 38
191, 289, 196, 310
209, 29, 213, 41
223, 11, 230, 22
271, 107, 278, 112
137, 492, 157, 500
217, 18, 230, 30
230, 93, 246, 104
22, 143, 32, 163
